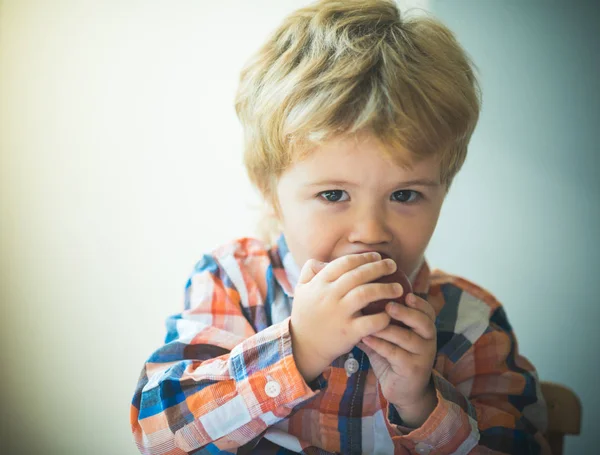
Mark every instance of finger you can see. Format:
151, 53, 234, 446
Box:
385, 302, 436, 340
319, 252, 382, 283
351, 311, 391, 339
357, 341, 372, 355
405, 293, 436, 322
334, 256, 398, 296
343, 282, 403, 314
361, 334, 413, 366
297, 258, 328, 284
370, 323, 430, 355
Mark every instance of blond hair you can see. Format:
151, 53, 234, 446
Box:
235, 0, 481, 244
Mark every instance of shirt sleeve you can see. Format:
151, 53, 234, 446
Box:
387, 305, 552, 454
130, 254, 323, 454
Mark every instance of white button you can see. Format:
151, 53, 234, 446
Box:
344, 355, 359, 376
415, 442, 432, 455
264, 380, 281, 398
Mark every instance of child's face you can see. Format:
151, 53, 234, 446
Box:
274, 133, 447, 282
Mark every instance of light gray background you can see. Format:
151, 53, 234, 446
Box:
427, 2, 599, 453
1, 0, 597, 453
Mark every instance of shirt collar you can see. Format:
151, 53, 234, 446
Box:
270, 233, 431, 299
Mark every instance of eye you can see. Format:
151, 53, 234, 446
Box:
318, 190, 349, 203
391, 190, 421, 203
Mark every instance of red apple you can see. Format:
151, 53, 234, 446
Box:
361, 256, 412, 327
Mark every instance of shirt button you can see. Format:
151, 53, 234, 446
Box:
264, 379, 281, 398
415, 442, 432, 455
344, 353, 359, 376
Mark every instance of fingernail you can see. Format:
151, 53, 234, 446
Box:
370, 252, 381, 260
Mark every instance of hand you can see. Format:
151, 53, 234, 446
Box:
358, 293, 438, 428
290, 252, 402, 382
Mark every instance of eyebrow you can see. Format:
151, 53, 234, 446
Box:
305, 178, 441, 188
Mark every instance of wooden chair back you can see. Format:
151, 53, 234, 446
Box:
540, 381, 582, 455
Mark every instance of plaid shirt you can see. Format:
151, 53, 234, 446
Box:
131, 235, 551, 454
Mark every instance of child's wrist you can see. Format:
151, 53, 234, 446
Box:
289, 324, 329, 383
393, 383, 438, 428
294, 350, 323, 383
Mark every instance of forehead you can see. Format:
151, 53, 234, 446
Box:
285, 133, 441, 183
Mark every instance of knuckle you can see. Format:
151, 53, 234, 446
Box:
384, 342, 397, 358
358, 320, 373, 338
383, 311, 392, 323
418, 312, 431, 328
347, 267, 364, 282
376, 313, 391, 331
389, 282, 402, 295
361, 251, 379, 261
382, 258, 397, 271
374, 285, 388, 301
354, 315, 376, 336
428, 308, 437, 321
424, 327, 437, 341
303, 258, 319, 270
404, 329, 416, 345
353, 285, 371, 303
341, 255, 357, 267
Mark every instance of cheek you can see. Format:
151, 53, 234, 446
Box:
282, 209, 341, 263
412, 218, 437, 246
282, 205, 321, 237
395, 211, 440, 265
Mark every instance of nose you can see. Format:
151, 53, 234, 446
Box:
347, 206, 393, 245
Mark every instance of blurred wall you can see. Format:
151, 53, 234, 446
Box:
0, 1, 597, 454
426, 1, 600, 453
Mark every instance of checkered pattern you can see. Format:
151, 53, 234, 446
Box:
131, 235, 551, 454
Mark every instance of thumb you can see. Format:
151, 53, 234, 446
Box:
298, 258, 328, 284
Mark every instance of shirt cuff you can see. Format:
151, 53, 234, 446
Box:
232, 317, 327, 418
389, 370, 480, 454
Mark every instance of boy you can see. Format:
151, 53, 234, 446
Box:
131, 0, 551, 453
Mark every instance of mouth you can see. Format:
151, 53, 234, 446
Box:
344, 250, 392, 260
332, 251, 399, 267
367, 251, 396, 265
